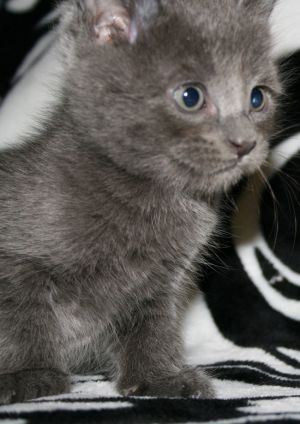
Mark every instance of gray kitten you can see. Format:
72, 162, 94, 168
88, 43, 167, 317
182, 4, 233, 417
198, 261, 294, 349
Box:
0, 0, 279, 403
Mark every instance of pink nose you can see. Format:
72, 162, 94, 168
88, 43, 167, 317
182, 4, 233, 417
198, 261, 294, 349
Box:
228, 139, 257, 158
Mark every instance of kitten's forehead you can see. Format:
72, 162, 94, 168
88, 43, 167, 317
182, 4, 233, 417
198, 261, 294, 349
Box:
163, 0, 273, 22
161, 0, 272, 45
182, 0, 270, 48
155, 0, 274, 80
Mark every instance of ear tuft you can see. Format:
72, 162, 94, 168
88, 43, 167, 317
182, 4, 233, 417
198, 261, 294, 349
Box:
88, 0, 133, 45
61, 0, 160, 47
76, 0, 135, 45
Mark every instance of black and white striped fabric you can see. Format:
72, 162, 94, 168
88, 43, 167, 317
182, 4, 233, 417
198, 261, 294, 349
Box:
0, 1, 300, 422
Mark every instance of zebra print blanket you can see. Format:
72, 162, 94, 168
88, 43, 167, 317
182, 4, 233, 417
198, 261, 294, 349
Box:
0, 0, 300, 422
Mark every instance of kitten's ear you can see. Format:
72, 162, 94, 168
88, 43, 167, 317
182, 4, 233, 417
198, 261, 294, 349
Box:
76, 0, 134, 45
61, 0, 160, 46
238, 0, 276, 18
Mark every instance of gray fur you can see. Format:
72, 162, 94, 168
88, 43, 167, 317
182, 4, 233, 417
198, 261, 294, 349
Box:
238, 0, 277, 17
0, 0, 278, 402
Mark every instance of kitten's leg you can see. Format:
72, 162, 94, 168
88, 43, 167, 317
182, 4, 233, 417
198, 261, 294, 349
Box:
115, 296, 214, 398
0, 369, 69, 404
0, 274, 70, 404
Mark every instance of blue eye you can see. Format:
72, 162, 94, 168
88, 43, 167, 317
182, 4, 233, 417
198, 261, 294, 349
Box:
174, 85, 205, 112
251, 87, 265, 111
183, 87, 200, 108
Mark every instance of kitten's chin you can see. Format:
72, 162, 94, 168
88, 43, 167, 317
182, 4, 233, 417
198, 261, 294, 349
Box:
205, 155, 267, 194
162, 148, 268, 195
236, 152, 268, 178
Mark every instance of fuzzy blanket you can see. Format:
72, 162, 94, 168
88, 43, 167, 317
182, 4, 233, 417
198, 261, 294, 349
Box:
0, 1, 300, 423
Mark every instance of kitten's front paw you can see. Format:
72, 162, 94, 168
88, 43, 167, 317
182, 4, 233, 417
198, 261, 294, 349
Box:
0, 369, 69, 404
119, 366, 214, 399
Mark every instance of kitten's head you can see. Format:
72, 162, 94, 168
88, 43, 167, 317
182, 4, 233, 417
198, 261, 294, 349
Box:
60, 0, 279, 195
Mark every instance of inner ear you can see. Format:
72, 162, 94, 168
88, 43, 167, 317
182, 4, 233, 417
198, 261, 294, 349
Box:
84, 0, 137, 45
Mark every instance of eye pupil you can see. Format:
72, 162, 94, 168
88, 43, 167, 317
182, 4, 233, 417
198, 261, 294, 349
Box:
183, 87, 200, 108
251, 87, 264, 110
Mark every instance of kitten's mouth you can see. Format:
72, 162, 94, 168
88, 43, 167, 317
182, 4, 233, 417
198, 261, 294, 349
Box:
170, 152, 260, 180
209, 153, 262, 176
208, 160, 238, 176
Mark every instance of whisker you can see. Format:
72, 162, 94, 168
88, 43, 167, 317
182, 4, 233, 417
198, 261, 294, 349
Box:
257, 167, 279, 250
269, 123, 300, 140
271, 164, 300, 193
269, 164, 300, 250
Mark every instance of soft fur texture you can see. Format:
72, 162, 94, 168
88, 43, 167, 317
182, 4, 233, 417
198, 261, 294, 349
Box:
0, 0, 279, 402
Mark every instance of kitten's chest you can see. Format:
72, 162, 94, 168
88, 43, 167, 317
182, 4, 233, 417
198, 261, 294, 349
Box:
51, 296, 103, 370
50, 198, 218, 369
135, 198, 218, 262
